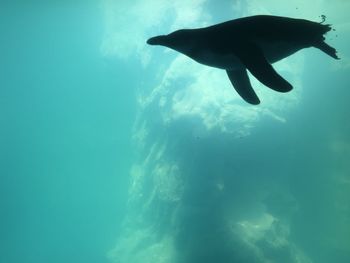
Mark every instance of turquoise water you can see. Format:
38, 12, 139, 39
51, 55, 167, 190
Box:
1, 1, 349, 263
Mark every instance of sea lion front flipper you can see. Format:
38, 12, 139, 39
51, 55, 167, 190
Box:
226, 69, 260, 105
236, 43, 293, 93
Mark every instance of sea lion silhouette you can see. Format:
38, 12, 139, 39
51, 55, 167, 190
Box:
147, 15, 339, 105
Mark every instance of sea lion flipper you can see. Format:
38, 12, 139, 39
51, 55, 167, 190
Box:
226, 69, 260, 105
236, 43, 293, 93
314, 41, 340, 60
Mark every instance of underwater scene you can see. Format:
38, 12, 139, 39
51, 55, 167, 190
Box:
1, 0, 350, 263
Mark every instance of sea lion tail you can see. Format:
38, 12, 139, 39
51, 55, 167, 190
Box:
313, 23, 340, 60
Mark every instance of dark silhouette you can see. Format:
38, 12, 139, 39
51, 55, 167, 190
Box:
147, 15, 339, 105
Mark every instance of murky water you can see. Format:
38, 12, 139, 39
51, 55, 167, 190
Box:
2, 1, 349, 262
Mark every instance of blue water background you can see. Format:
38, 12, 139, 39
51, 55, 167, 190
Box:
1, 2, 134, 262
1, 1, 349, 263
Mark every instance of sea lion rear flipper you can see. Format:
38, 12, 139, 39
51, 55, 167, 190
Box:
314, 41, 340, 60
236, 43, 293, 93
226, 69, 260, 105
